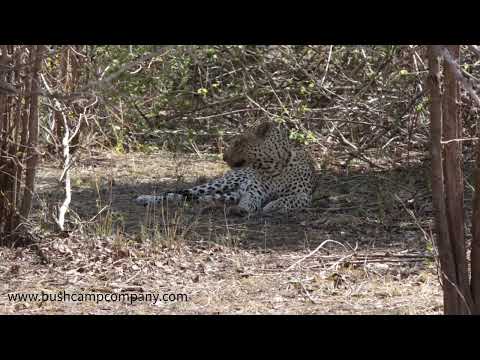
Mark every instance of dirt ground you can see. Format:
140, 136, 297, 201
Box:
0, 150, 443, 314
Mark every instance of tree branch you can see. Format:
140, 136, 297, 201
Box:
433, 45, 480, 107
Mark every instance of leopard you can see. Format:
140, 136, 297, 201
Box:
134, 121, 316, 216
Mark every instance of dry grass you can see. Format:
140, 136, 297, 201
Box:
0, 150, 443, 314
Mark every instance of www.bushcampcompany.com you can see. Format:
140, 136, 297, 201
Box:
7, 291, 188, 305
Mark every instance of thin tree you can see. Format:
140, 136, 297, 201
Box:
427, 45, 480, 314
0, 45, 44, 245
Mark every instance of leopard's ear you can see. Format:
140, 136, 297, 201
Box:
255, 121, 273, 138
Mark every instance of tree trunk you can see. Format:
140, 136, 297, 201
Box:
428, 46, 462, 313
471, 139, 480, 313
18, 46, 44, 222
442, 45, 473, 313
0, 45, 43, 245
427, 45, 480, 314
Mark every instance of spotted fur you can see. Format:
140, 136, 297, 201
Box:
135, 121, 316, 215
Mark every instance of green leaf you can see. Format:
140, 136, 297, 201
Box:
197, 88, 208, 96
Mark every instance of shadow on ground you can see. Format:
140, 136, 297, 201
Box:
33, 150, 455, 255
0, 151, 448, 314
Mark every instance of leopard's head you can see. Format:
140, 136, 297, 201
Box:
223, 121, 291, 174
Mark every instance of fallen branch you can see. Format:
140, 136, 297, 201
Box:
284, 239, 348, 272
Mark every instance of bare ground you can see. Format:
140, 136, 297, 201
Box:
0, 150, 443, 314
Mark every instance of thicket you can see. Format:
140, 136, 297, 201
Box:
39, 45, 480, 164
